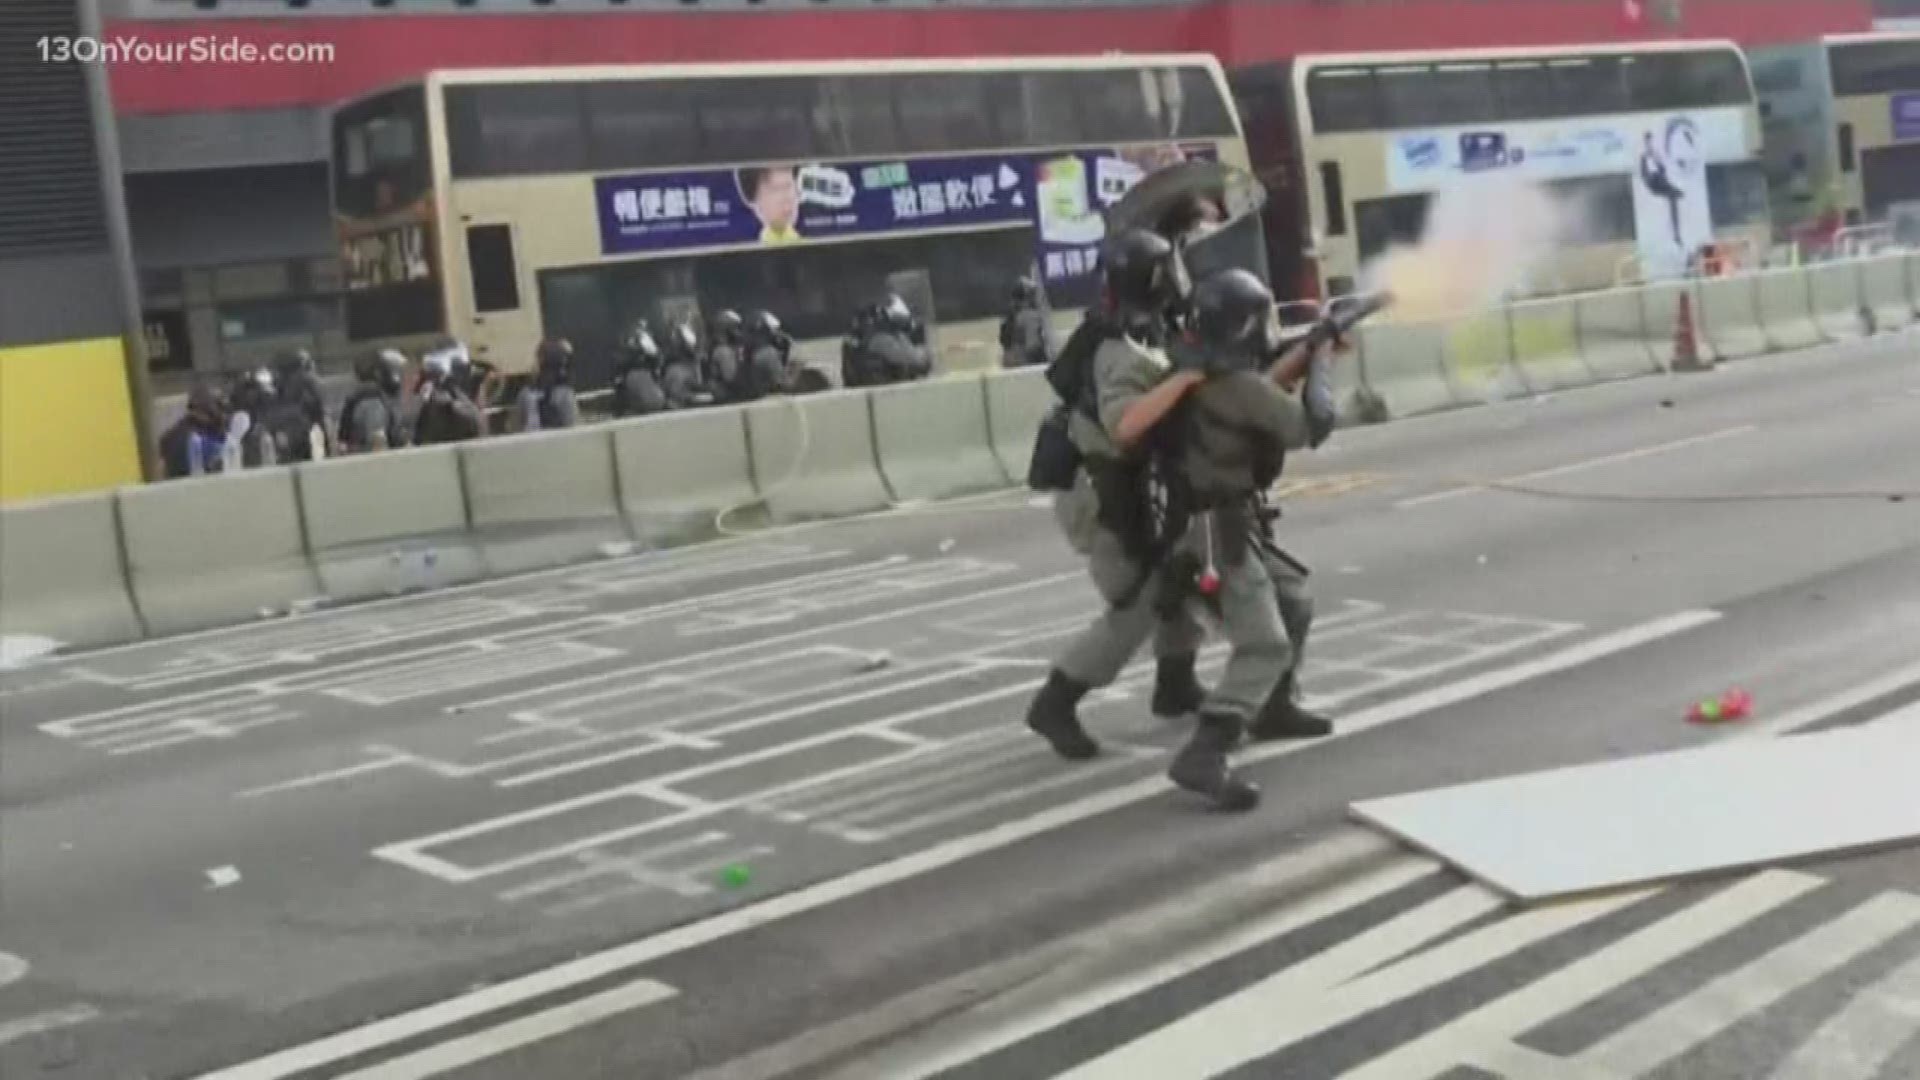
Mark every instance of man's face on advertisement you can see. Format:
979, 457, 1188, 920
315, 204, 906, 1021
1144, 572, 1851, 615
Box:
754, 169, 799, 229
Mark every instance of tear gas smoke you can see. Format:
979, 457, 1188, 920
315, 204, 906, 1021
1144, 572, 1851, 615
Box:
1360, 176, 1588, 321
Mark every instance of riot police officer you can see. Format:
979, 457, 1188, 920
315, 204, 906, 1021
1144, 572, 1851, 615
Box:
412, 340, 486, 445
737, 309, 793, 402
661, 318, 713, 409
844, 295, 933, 387
706, 309, 746, 402
263, 347, 330, 461
517, 338, 580, 431
999, 276, 1053, 369
339, 348, 408, 453
611, 320, 669, 418
1024, 227, 1250, 806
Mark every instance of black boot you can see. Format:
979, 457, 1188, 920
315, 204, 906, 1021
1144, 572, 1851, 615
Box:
1248, 672, 1333, 742
1026, 669, 1099, 760
1150, 653, 1207, 718
1168, 713, 1261, 811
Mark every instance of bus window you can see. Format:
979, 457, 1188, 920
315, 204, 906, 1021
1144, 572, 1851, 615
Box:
446, 83, 589, 178
819, 75, 902, 158
1075, 69, 1164, 144
1012, 72, 1085, 147
1379, 64, 1496, 129
1551, 57, 1630, 116
1495, 62, 1561, 121
1706, 162, 1771, 230
1355, 193, 1429, 264
1173, 66, 1238, 139
1839, 122, 1856, 173
1625, 51, 1747, 112
1306, 67, 1380, 134
333, 86, 428, 217
1549, 175, 1634, 241
697, 77, 821, 165
584, 81, 702, 172
1829, 38, 1920, 96
1319, 161, 1348, 238
467, 224, 520, 314
894, 73, 1002, 153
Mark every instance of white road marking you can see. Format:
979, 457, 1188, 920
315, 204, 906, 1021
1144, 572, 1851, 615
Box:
331, 978, 677, 1080
1767, 946, 1920, 1080
1577, 890, 1920, 1076
853, 844, 1441, 1080
205, 866, 242, 890
0, 1004, 104, 1050
1396, 425, 1759, 507
1332, 870, 1826, 1080
196, 610, 1716, 1080
1738, 657, 1920, 739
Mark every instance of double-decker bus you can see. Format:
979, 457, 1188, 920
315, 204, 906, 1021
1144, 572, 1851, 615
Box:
1752, 32, 1920, 252
331, 55, 1256, 384
1231, 41, 1771, 299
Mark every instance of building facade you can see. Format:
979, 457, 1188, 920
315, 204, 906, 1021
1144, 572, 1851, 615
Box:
3, 0, 143, 500
102, 0, 1874, 381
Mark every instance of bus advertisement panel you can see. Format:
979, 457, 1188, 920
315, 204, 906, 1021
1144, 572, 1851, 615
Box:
592, 145, 1217, 290
1385, 108, 1749, 279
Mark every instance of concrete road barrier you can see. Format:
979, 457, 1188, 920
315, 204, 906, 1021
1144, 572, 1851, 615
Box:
984, 367, 1055, 483
297, 446, 483, 602
1907, 251, 1920, 317
1860, 254, 1914, 333
1808, 261, 1868, 342
746, 391, 893, 523
461, 427, 630, 574
1754, 268, 1823, 352
872, 375, 1009, 503
615, 407, 757, 546
0, 492, 144, 649
1695, 275, 1770, 359
1441, 312, 1527, 403
1505, 299, 1592, 392
1359, 320, 1460, 418
1576, 287, 1658, 380
118, 469, 320, 636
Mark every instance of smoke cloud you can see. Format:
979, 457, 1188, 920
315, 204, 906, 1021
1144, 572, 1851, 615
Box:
1361, 176, 1588, 321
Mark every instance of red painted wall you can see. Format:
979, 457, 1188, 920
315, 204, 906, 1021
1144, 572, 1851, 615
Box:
104, 0, 1873, 116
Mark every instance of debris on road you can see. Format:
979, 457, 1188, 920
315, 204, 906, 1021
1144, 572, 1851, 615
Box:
205, 866, 242, 890
1687, 688, 1753, 724
718, 863, 753, 890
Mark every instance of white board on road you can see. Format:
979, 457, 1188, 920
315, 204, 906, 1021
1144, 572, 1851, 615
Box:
1351, 709, 1920, 902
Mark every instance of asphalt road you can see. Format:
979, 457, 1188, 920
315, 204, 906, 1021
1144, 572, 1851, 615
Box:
3, 332, 1919, 1080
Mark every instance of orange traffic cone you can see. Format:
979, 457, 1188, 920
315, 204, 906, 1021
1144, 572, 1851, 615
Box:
1671, 292, 1711, 372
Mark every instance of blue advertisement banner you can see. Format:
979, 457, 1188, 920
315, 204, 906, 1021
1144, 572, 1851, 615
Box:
594, 143, 1219, 284
1894, 92, 1920, 143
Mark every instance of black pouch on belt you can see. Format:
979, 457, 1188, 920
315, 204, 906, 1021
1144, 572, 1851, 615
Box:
1026, 404, 1082, 492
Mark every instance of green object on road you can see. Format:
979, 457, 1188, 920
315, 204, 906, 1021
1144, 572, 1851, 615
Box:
1698, 699, 1722, 721
719, 863, 753, 890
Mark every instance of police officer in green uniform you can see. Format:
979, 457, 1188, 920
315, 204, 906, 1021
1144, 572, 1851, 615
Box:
1024, 228, 1253, 807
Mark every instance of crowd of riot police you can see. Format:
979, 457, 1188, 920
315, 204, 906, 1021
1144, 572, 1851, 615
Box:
155, 292, 952, 479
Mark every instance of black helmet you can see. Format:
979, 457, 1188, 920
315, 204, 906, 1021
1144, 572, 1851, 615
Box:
1011, 276, 1039, 304
710, 309, 744, 343
357, 348, 407, 394
273, 347, 314, 381
879, 294, 913, 331
536, 338, 572, 379
746, 310, 784, 342
1100, 228, 1188, 332
666, 319, 700, 359
1188, 268, 1276, 373
621, 320, 661, 365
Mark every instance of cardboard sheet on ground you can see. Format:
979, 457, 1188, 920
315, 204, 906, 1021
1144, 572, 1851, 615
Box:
1350, 715, 1920, 903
